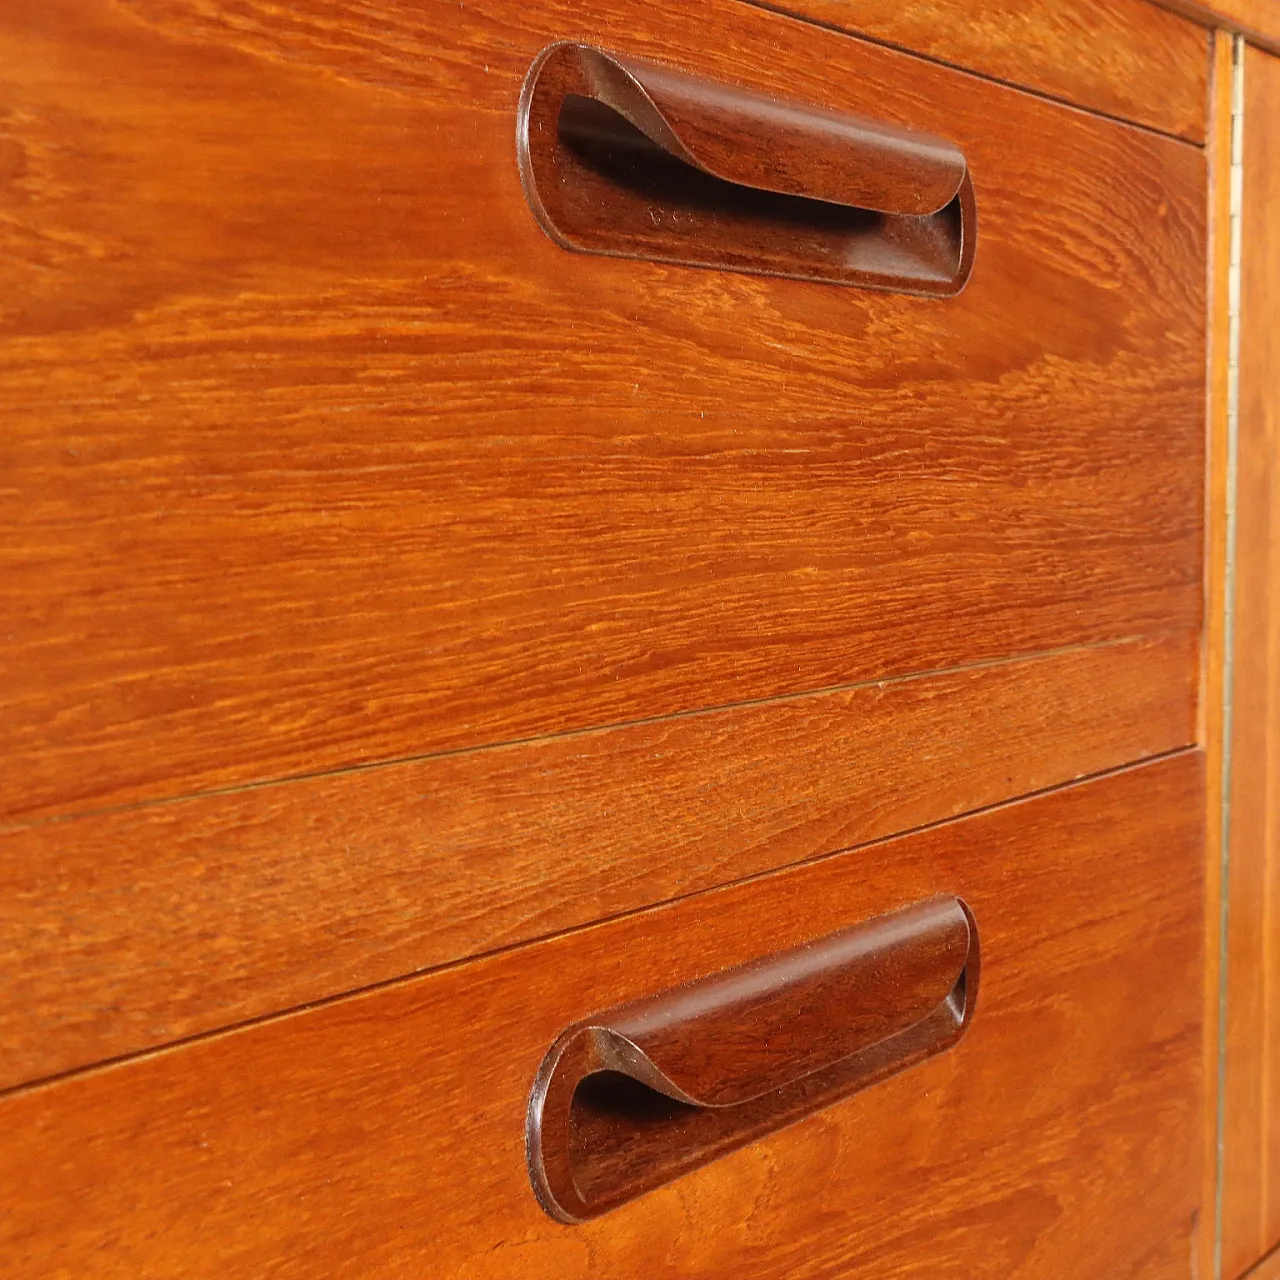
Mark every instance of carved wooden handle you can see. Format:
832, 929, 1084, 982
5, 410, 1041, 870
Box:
526, 896, 978, 1222
517, 42, 976, 296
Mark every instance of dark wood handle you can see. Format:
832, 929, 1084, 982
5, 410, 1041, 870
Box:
516, 42, 976, 296
526, 896, 978, 1223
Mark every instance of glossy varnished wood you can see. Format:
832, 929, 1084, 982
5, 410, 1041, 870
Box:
0, 0, 1206, 821
0, 754, 1204, 1278
0, 635, 1195, 1093
1221, 42, 1280, 1280
756, 0, 1210, 141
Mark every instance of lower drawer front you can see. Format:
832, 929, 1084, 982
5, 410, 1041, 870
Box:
1, 754, 1202, 1279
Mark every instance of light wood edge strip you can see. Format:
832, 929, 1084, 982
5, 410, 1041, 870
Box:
1204, 28, 1238, 1280
0, 635, 1196, 1097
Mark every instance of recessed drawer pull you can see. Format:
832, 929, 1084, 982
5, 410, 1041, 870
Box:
526, 895, 978, 1222
516, 42, 976, 297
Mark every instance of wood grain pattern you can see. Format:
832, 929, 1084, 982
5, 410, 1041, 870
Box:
760, 0, 1210, 142
1202, 29, 1236, 1280
0, 634, 1196, 1093
0, 753, 1205, 1279
1222, 41, 1280, 1280
0, 0, 1207, 822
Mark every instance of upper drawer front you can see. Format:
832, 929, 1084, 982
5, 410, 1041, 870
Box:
0, 0, 1206, 820
0, 754, 1204, 1277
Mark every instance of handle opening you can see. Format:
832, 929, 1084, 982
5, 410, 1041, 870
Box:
517, 43, 976, 296
527, 897, 979, 1222
569, 1071, 702, 1205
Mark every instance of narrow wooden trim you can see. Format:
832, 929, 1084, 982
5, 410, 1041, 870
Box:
1205, 28, 1242, 1280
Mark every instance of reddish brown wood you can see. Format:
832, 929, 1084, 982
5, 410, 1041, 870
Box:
529, 896, 974, 1222
1221, 41, 1280, 1280
518, 42, 975, 294
754, 0, 1210, 142
0, 0, 1206, 822
0, 634, 1195, 1093
0, 754, 1204, 1278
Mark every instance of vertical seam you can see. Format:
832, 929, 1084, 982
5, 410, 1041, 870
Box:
1215, 30, 1246, 1280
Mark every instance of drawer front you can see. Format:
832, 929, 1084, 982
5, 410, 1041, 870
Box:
0, 753, 1203, 1278
0, 0, 1206, 821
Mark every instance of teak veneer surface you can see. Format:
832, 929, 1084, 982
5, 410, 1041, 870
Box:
762, 0, 1210, 142
1222, 41, 1280, 1280
0, 0, 1207, 822
0, 754, 1204, 1278
0, 634, 1195, 1092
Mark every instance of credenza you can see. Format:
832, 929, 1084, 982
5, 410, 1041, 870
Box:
2, 1, 1278, 1274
